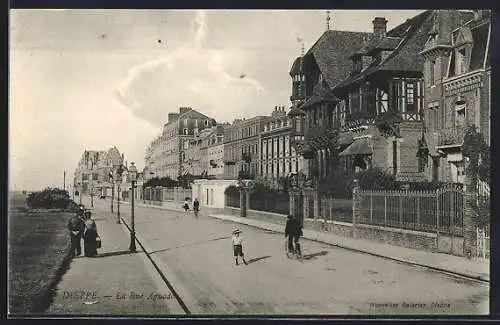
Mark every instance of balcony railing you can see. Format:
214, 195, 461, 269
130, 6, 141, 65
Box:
438, 126, 466, 146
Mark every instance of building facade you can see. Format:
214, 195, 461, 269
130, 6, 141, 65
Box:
420, 10, 490, 184
287, 10, 480, 185
259, 106, 299, 187
73, 150, 107, 195
223, 116, 272, 179
206, 125, 227, 179
144, 107, 217, 182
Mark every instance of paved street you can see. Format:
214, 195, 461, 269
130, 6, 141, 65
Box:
90, 198, 488, 315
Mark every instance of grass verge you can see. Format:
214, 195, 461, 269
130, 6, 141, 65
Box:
8, 208, 74, 314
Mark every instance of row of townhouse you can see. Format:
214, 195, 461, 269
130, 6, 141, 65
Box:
144, 10, 490, 190
144, 104, 302, 188
73, 146, 144, 198
285, 9, 490, 186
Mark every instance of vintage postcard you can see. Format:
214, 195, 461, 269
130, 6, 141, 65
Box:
8, 8, 490, 317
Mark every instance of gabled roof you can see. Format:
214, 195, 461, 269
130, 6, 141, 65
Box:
301, 80, 339, 109
306, 30, 372, 89
334, 10, 433, 92
448, 17, 490, 77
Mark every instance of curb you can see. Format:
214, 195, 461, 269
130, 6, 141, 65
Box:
208, 214, 490, 284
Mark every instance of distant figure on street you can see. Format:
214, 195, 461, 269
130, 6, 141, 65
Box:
83, 210, 100, 257
68, 205, 85, 257
193, 198, 200, 218
285, 215, 303, 256
183, 199, 190, 212
231, 229, 247, 265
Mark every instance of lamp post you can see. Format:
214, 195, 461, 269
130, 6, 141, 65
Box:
116, 164, 124, 224
128, 162, 138, 253
108, 170, 115, 214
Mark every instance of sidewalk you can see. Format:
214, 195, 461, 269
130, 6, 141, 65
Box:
46, 210, 184, 315
120, 200, 489, 282
208, 214, 490, 282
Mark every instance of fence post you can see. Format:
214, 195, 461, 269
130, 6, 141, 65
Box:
399, 193, 403, 226
436, 189, 440, 248
370, 193, 373, 223
384, 195, 387, 226
352, 179, 360, 238
416, 195, 420, 226
450, 189, 455, 253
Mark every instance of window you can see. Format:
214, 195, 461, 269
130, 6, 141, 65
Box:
418, 155, 427, 173
455, 101, 466, 128
456, 48, 467, 75
184, 119, 188, 127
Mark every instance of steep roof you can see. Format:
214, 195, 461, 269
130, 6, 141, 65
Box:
334, 10, 433, 92
306, 30, 372, 89
289, 57, 303, 75
448, 18, 490, 77
301, 80, 339, 109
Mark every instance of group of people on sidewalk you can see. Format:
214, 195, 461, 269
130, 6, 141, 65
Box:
183, 198, 200, 218
68, 204, 101, 257
230, 214, 303, 266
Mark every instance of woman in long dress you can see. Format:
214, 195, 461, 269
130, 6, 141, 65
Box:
83, 210, 99, 257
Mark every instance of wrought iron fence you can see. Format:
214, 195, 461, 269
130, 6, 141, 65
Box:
319, 198, 353, 223
476, 228, 490, 259
357, 186, 464, 235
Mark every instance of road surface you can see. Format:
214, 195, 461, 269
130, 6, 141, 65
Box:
90, 198, 488, 315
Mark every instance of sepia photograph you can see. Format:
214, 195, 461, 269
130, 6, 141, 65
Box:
8, 8, 490, 317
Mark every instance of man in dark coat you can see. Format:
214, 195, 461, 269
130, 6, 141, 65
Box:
68, 205, 85, 257
285, 215, 303, 254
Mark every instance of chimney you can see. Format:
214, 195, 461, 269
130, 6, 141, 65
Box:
179, 107, 192, 115
168, 113, 180, 124
373, 17, 388, 38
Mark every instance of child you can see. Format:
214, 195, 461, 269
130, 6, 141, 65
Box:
231, 229, 247, 265
183, 199, 190, 212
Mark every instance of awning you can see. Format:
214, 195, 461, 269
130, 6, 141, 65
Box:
339, 137, 373, 156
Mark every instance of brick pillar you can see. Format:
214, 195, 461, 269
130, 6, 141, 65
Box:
303, 191, 310, 221
289, 190, 296, 217
313, 190, 319, 222
463, 161, 477, 258
245, 189, 251, 212
240, 188, 246, 218
352, 179, 360, 238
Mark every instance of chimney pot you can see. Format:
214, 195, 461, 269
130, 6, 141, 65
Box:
373, 17, 388, 37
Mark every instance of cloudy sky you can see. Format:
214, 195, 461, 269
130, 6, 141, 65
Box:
9, 9, 423, 191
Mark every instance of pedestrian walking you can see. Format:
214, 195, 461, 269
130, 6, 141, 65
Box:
231, 229, 247, 265
285, 215, 302, 258
183, 198, 190, 212
82, 210, 101, 257
68, 205, 85, 257
193, 198, 200, 218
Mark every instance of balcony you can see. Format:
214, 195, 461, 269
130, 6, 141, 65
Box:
438, 126, 466, 147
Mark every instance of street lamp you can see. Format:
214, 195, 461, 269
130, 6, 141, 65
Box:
116, 164, 124, 224
128, 162, 138, 253
108, 170, 115, 215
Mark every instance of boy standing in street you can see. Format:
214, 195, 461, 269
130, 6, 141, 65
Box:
231, 229, 247, 265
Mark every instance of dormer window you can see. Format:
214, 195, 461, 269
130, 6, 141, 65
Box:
456, 48, 467, 75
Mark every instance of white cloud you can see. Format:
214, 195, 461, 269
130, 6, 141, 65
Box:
115, 10, 271, 125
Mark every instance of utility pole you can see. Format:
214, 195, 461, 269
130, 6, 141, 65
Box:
63, 171, 66, 191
